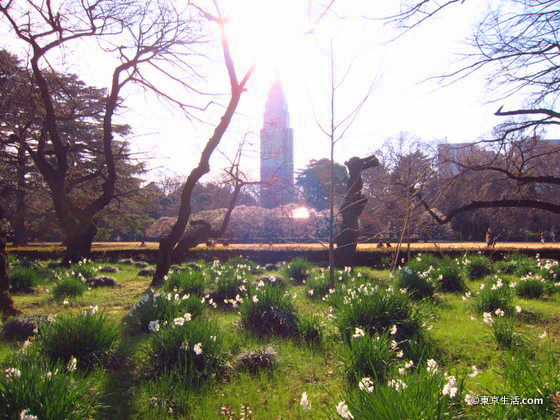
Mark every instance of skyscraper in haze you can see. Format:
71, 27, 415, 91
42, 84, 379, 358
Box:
260, 79, 294, 208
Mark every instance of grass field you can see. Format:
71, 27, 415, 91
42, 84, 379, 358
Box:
1, 254, 559, 419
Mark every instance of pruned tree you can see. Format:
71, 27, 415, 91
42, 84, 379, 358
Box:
151, 3, 255, 285
335, 154, 379, 268
1, 0, 203, 264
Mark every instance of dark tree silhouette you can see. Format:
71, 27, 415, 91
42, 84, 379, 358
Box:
151, 4, 255, 285
335, 155, 379, 268
0, 194, 19, 319
1, 0, 202, 264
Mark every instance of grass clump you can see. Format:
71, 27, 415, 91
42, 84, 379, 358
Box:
335, 284, 432, 361
407, 253, 440, 270
462, 254, 493, 280
298, 314, 323, 345
495, 253, 536, 277
434, 257, 466, 292
208, 261, 250, 305
35, 309, 119, 370
304, 273, 332, 299
240, 284, 299, 337
142, 319, 225, 387
164, 270, 206, 296
480, 350, 560, 419
473, 278, 513, 313
537, 258, 560, 282
0, 357, 101, 420
67, 261, 99, 280
338, 360, 465, 420
9, 266, 40, 293
305, 268, 351, 299
396, 265, 438, 299
342, 332, 396, 384
283, 257, 313, 285
484, 315, 524, 350
495, 260, 517, 275
257, 274, 287, 289
226, 256, 255, 268
52, 275, 87, 300
129, 291, 205, 332
495, 253, 533, 275
515, 275, 546, 299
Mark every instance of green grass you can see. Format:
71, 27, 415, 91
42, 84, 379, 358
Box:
1, 258, 559, 419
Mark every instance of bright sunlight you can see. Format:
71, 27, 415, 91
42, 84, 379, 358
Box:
292, 206, 311, 219
226, 0, 308, 84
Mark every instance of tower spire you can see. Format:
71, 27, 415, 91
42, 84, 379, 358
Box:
260, 79, 295, 208
273, 65, 281, 83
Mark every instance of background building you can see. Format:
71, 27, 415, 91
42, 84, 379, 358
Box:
260, 80, 295, 208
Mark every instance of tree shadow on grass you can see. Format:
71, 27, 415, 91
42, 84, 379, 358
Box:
98, 334, 143, 419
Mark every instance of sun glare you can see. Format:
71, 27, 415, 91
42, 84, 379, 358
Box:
226, 0, 307, 82
292, 207, 311, 219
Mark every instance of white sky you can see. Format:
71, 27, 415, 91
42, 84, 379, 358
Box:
2, 0, 544, 183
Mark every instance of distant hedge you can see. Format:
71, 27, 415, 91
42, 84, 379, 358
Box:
8, 247, 560, 267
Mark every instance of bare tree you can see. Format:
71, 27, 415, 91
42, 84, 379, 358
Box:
151, 3, 255, 285
311, 39, 375, 287
169, 138, 258, 264
369, 135, 436, 272
378, 1, 560, 225
1, 0, 204, 264
418, 132, 560, 224
386, 1, 560, 135
451, 1, 560, 136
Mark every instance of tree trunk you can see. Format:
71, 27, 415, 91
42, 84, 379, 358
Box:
0, 204, 19, 319
156, 181, 247, 280
336, 155, 379, 268
153, 239, 173, 284
62, 223, 97, 265
328, 146, 336, 289
336, 195, 367, 268
150, 19, 254, 287
13, 145, 28, 246
170, 221, 212, 265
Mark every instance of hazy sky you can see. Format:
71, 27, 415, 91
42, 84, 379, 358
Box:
2, 0, 538, 182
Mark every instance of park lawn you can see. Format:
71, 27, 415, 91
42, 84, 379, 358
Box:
1, 259, 559, 419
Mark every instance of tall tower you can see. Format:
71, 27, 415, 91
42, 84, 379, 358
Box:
260, 79, 295, 208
